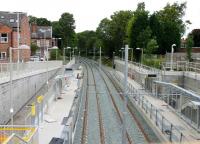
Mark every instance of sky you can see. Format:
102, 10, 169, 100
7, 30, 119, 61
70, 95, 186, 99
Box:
1, 0, 199, 35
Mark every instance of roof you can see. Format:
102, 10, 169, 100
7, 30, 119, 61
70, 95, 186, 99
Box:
31, 26, 52, 39
0, 11, 26, 28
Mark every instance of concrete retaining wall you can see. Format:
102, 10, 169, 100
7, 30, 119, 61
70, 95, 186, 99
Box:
0, 68, 60, 124
115, 60, 200, 95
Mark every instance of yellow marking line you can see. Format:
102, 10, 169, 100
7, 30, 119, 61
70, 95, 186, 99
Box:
0, 127, 35, 131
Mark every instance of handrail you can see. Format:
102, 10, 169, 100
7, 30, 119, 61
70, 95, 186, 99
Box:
154, 80, 200, 101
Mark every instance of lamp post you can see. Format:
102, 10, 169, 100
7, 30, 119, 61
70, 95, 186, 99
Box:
63, 47, 68, 64
73, 47, 78, 59
170, 44, 176, 71
136, 47, 143, 64
99, 47, 102, 70
67, 47, 71, 61
9, 46, 30, 126
122, 44, 129, 144
113, 51, 115, 69
121, 48, 124, 60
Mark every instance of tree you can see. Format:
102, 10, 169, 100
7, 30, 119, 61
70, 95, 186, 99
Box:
96, 18, 113, 57
36, 18, 51, 26
136, 26, 152, 49
110, 11, 133, 51
127, 2, 149, 53
77, 31, 97, 56
156, 2, 187, 53
30, 43, 38, 56
146, 38, 158, 54
186, 35, 194, 61
59, 12, 76, 47
28, 16, 51, 26
96, 11, 133, 57
50, 49, 61, 60
190, 29, 200, 47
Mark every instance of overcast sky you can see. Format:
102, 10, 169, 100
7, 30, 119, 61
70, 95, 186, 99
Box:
1, 0, 199, 35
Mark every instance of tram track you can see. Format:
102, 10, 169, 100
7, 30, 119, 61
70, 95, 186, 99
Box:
75, 58, 156, 144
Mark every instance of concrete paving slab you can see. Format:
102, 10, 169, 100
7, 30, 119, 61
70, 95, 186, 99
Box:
38, 70, 79, 144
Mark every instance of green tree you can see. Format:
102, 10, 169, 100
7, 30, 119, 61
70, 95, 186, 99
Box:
59, 12, 76, 47
146, 38, 158, 54
156, 2, 187, 53
36, 18, 51, 26
96, 11, 133, 57
96, 18, 113, 57
127, 2, 149, 53
28, 16, 51, 26
190, 29, 200, 47
186, 35, 194, 62
110, 11, 133, 51
136, 26, 152, 49
50, 49, 61, 60
30, 43, 38, 55
77, 31, 97, 56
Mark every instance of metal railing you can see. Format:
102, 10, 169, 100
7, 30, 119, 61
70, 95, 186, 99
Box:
115, 57, 161, 74
112, 71, 193, 144
162, 61, 200, 73
0, 125, 38, 144
0, 61, 63, 78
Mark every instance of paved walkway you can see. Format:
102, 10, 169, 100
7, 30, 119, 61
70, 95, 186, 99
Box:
116, 71, 200, 143
38, 69, 80, 144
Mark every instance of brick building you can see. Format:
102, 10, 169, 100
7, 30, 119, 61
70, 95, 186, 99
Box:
31, 24, 53, 59
0, 11, 31, 62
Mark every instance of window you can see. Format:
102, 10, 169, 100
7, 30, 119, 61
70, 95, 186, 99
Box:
1, 33, 8, 43
0, 52, 6, 60
37, 40, 40, 47
10, 19, 14, 22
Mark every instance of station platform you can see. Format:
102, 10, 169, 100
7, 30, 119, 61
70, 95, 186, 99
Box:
38, 68, 80, 143
116, 70, 200, 143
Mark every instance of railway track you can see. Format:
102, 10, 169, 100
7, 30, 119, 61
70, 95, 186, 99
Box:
73, 58, 159, 144
80, 60, 104, 144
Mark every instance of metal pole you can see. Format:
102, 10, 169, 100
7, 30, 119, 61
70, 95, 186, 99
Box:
170, 45, 175, 71
99, 47, 102, 69
70, 50, 71, 61
17, 13, 20, 63
63, 48, 65, 64
122, 45, 128, 144
9, 47, 14, 126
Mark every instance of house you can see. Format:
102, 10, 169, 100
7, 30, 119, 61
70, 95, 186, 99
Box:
31, 24, 53, 59
0, 11, 31, 62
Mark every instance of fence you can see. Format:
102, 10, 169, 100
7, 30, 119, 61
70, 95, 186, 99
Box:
112, 71, 192, 144
115, 58, 161, 74
0, 61, 63, 78
0, 125, 38, 144
162, 61, 200, 73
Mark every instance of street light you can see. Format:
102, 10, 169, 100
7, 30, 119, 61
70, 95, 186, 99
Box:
73, 47, 78, 58
63, 47, 68, 64
121, 48, 124, 60
171, 44, 176, 71
122, 44, 129, 144
67, 47, 71, 61
136, 47, 143, 64
9, 46, 30, 126
113, 51, 115, 69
